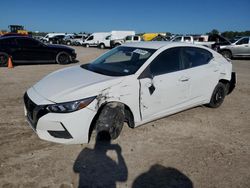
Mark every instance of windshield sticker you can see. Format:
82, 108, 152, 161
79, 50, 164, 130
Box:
133, 49, 148, 56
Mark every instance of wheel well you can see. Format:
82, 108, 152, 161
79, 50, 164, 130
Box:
219, 79, 230, 94
220, 49, 232, 54
87, 102, 135, 142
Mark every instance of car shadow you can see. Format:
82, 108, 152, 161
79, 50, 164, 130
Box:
73, 132, 128, 188
132, 164, 193, 188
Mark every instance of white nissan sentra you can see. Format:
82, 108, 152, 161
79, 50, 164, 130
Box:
24, 42, 236, 144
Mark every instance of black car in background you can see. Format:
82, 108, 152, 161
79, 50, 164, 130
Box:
0, 36, 76, 66
48, 35, 65, 44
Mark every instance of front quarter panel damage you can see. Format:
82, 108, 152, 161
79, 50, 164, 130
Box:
93, 76, 141, 124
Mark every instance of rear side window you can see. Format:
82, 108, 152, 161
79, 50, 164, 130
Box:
16, 38, 40, 47
172, 37, 182, 42
182, 47, 213, 69
0, 38, 18, 47
184, 37, 191, 42
150, 47, 181, 76
134, 36, 139, 41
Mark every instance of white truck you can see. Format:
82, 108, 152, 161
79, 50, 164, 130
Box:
98, 31, 136, 48
171, 35, 215, 48
109, 35, 142, 48
83, 32, 110, 47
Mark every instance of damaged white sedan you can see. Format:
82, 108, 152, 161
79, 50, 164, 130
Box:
24, 42, 236, 144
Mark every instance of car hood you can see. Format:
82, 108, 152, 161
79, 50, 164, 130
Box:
32, 65, 122, 103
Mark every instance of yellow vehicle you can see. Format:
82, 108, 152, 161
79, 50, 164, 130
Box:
142, 33, 167, 41
8, 25, 28, 35
142, 33, 159, 41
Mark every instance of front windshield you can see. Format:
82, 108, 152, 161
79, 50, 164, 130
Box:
81, 46, 156, 76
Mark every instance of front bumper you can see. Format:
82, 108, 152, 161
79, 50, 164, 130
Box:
24, 92, 96, 144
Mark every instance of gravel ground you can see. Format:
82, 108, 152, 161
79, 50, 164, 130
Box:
0, 46, 249, 188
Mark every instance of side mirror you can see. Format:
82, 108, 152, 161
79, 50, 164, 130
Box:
138, 67, 156, 95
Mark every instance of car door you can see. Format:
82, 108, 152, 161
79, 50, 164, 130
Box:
232, 37, 250, 56
16, 38, 54, 62
0, 38, 22, 61
139, 47, 190, 120
181, 47, 218, 104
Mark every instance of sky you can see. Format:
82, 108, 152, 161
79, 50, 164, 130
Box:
0, 0, 249, 34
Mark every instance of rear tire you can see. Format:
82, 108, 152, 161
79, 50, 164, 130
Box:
0, 52, 9, 67
85, 44, 90, 48
96, 103, 125, 140
206, 82, 226, 108
221, 50, 232, 59
56, 52, 71, 64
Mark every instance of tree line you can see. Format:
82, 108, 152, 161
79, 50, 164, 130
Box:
207, 29, 250, 39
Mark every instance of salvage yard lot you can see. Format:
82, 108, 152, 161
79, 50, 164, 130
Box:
0, 47, 249, 188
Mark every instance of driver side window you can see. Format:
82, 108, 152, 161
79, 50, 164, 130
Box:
236, 38, 249, 45
149, 48, 182, 76
87, 36, 93, 41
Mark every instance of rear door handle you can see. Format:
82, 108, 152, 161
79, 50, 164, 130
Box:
179, 77, 190, 82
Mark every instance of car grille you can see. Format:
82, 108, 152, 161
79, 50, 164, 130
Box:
23, 92, 49, 129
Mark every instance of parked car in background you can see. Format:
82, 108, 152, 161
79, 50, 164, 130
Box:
125, 35, 141, 42
82, 32, 110, 47
48, 35, 65, 44
63, 34, 88, 46
209, 34, 231, 51
41, 33, 65, 43
98, 31, 136, 48
23, 42, 235, 144
219, 36, 250, 59
33, 35, 44, 41
109, 35, 141, 48
171, 35, 215, 48
0, 36, 76, 66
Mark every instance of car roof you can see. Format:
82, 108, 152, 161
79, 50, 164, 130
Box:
122, 41, 203, 50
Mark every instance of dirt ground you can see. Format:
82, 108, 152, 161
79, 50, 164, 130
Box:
0, 46, 249, 188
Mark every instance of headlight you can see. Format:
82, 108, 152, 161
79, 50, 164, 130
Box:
46, 96, 96, 113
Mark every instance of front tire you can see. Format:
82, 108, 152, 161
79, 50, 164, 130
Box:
115, 43, 121, 47
99, 43, 105, 49
206, 82, 226, 108
96, 103, 125, 140
56, 52, 71, 64
221, 50, 232, 59
85, 44, 90, 48
0, 52, 9, 67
